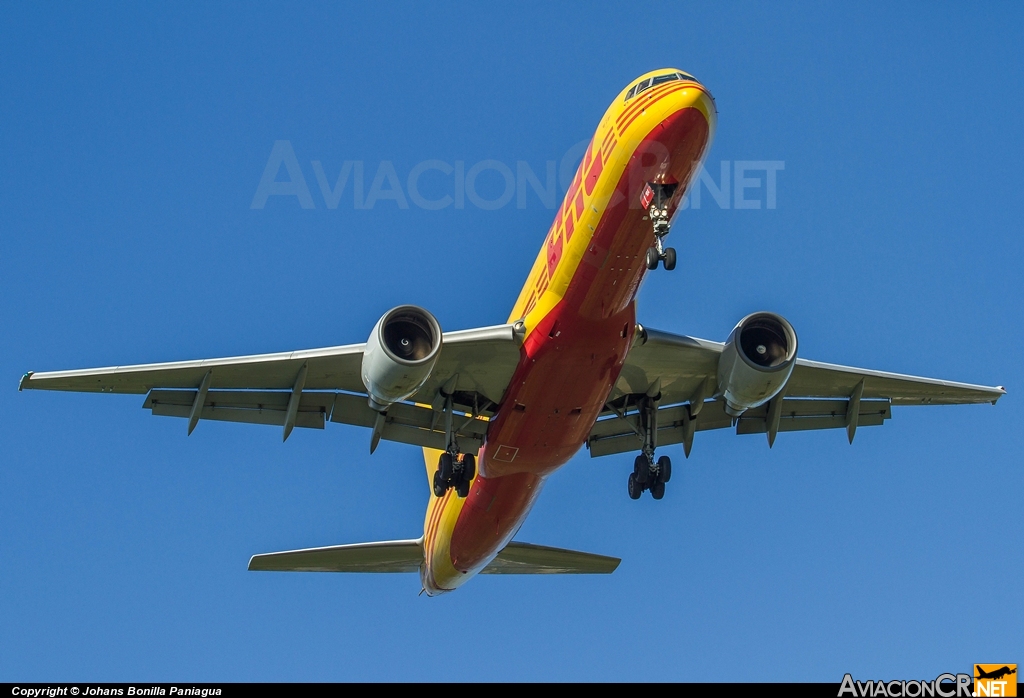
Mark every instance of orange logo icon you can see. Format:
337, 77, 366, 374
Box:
975, 665, 1017, 697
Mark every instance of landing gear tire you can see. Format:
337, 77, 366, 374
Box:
657, 455, 672, 483
432, 470, 447, 498
651, 481, 666, 500
633, 454, 650, 485
627, 472, 643, 500
454, 453, 475, 498
662, 247, 677, 271
646, 247, 660, 270
439, 452, 453, 482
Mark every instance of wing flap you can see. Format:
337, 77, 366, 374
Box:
248, 539, 423, 573
330, 392, 488, 455
140, 388, 489, 449
150, 403, 325, 430
735, 398, 890, 434
143, 389, 339, 412
481, 542, 620, 574
144, 389, 333, 430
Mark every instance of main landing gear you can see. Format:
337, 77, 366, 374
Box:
628, 453, 672, 500
433, 451, 476, 498
644, 183, 678, 271
625, 392, 672, 500
432, 386, 475, 498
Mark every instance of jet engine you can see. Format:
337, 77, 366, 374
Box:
361, 305, 442, 411
716, 312, 798, 417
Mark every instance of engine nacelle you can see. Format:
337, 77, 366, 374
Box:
361, 305, 442, 412
716, 312, 798, 417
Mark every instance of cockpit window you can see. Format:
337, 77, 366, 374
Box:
624, 79, 651, 102
625, 72, 699, 102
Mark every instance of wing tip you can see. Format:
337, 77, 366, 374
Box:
18, 372, 33, 392
993, 385, 1007, 404
588, 555, 621, 574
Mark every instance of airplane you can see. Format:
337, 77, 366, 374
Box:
976, 666, 1016, 681
19, 68, 1005, 595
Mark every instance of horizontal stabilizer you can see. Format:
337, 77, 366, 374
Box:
248, 539, 423, 573
248, 539, 620, 575
484, 542, 620, 574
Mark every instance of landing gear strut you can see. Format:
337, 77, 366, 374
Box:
625, 394, 672, 500
432, 389, 475, 498
644, 183, 678, 271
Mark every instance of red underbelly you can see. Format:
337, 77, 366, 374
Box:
447, 105, 711, 574
448, 305, 634, 572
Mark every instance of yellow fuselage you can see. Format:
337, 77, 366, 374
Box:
421, 69, 717, 594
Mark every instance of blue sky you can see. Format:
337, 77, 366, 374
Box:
1, 2, 1021, 682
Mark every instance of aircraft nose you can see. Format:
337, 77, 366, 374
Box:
677, 82, 717, 133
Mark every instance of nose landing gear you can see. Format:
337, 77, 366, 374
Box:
644, 183, 678, 271
646, 231, 677, 271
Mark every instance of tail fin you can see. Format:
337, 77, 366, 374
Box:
248, 539, 423, 573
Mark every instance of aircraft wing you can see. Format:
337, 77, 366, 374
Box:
19, 324, 523, 452
588, 325, 1005, 457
